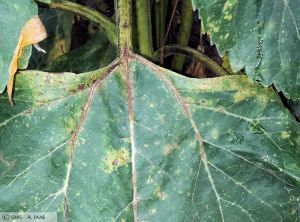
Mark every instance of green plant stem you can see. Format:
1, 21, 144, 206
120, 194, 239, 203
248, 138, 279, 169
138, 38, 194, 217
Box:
154, 0, 168, 49
38, 0, 117, 46
116, 0, 133, 56
154, 45, 229, 77
171, 0, 193, 72
135, 0, 153, 58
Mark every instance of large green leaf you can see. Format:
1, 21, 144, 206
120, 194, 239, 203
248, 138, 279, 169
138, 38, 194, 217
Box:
0, 0, 38, 93
192, 0, 300, 100
0, 54, 299, 221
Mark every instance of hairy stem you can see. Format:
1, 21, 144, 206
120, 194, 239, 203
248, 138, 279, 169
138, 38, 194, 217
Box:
154, 45, 229, 77
116, 0, 133, 56
135, 0, 153, 58
171, 0, 193, 72
37, 0, 117, 46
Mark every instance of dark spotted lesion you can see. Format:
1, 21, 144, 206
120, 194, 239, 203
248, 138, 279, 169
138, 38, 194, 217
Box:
101, 148, 130, 173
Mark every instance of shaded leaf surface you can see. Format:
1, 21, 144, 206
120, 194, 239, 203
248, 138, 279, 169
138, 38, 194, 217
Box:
0, 55, 300, 221
46, 30, 116, 73
192, 0, 300, 100
28, 8, 73, 70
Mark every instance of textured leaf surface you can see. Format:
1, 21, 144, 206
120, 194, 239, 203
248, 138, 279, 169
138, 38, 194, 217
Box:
192, 0, 300, 100
0, 0, 38, 93
0, 55, 300, 221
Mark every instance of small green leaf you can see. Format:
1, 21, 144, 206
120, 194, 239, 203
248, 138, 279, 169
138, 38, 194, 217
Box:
192, 0, 300, 100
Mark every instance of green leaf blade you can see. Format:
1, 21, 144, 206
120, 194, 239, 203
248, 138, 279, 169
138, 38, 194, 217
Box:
0, 57, 300, 221
192, 0, 300, 100
131, 58, 300, 221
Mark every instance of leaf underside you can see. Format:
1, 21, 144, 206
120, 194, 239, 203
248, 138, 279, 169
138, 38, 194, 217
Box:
0, 55, 299, 222
192, 0, 300, 100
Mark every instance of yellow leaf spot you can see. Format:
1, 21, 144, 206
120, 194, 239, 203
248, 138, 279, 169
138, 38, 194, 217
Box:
154, 186, 167, 200
163, 143, 178, 156
8, 15, 47, 104
224, 0, 236, 10
233, 89, 256, 103
224, 14, 233, 21
101, 148, 130, 173
210, 128, 219, 139
149, 208, 157, 214
186, 97, 194, 103
281, 131, 290, 139
146, 175, 153, 184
